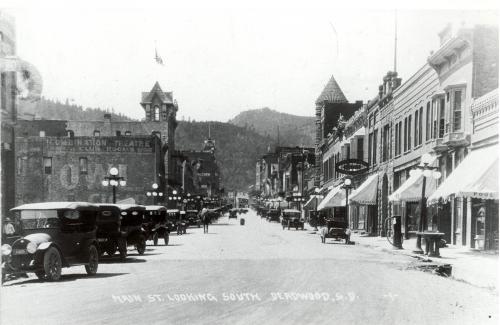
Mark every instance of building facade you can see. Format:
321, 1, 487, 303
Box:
315, 23, 498, 250
12, 82, 179, 206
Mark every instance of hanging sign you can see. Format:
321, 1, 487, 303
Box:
335, 159, 369, 175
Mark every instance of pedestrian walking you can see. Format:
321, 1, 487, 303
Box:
201, 208, 210, 234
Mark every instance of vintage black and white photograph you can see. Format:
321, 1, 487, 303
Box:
0, 1, 499, 324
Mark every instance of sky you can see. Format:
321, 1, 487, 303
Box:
3, 1, 499, 122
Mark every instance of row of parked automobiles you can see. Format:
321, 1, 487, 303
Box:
255, 204, 350, 244
256, 206, 305, 230
1, 202, 211, 282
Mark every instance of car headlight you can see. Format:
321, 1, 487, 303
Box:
1, 244, 12, 256
26, 242, 37, 254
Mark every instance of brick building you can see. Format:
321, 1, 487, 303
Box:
314, 23, 498, 250
12, 82, 179, 206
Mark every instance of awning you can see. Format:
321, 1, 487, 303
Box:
303, 196, 322, 210
389, 155, 438, 203
349, 174, 378, 205
317, 186, 346, 210
427, 146, 499, 205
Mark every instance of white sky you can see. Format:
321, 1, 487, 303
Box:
4, 1, 499, 121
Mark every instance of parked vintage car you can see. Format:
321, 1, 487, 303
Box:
267, 209, 281, 222
167, 209, 187, 235
96, 204, 127, 259
144, 206, 170, 246
185, 210, 201, 228
2, 202, 99, 281
115, 204, 146, 255
281, 209, 304, 230
228, 208, 238, 219
320, 218, 350, 244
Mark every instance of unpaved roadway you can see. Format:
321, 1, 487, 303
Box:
1, 210, 497, 324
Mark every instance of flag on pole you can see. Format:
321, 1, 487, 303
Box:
155, 47, 164, 65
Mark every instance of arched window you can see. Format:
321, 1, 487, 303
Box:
154, 106, 160, 121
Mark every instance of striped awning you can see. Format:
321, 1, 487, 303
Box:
427, 146, 498, 205
389, 154, 438, 202
349, 174, 378, 205
317, 186, 346, 210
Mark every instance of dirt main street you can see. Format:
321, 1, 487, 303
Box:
1, 210, 498, 325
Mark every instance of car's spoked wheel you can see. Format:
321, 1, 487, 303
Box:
137, 236, 146, 255
85, 245, 99, 275
164, 232, 169, 246
153, 232, 159, 246
43, 247, 62, 281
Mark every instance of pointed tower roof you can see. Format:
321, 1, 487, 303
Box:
315, 75, 348, 104
141, 81, 173, 104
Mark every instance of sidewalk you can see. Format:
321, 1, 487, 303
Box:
350, 232, 498, 290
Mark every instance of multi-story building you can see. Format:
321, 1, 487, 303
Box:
314, 76, 363, 187
315, 23, 498, 251
13, 82, 179, 206
390, 24, 498, 248
1, 11, 42, 216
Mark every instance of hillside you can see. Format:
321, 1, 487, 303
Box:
228, 107, 315, 147
20, 97, 134, 121
22, 98, 272, 191
175, 121, 271, 191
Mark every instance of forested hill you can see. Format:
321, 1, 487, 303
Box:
20, 97, 133, 121
175, 121, 272, 192
21, 98, 273, 191
228, 107, 315, 147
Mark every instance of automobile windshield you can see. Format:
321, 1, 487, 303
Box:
20, 210, 60, 229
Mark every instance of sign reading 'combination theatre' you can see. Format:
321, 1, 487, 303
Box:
335, 159, 369, 175
44, 137, 154, 153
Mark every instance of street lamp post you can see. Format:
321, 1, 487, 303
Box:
313, 187, 321, 231
411, 153, 442, 254
342, 177, 353, 227
101, 167, 126, 204
146, 183, 164, 205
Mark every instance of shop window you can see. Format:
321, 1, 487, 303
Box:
79, 157, 88, 175
43, 157, 52, 174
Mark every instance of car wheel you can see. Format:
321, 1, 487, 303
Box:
137, 236, 146, 255
85, 245, 99, 276
118, 238, 127, 260
43, 247, 62, 281
35, 271, 45, 280
164, 232, 169, 246
153, 232, 159, 246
